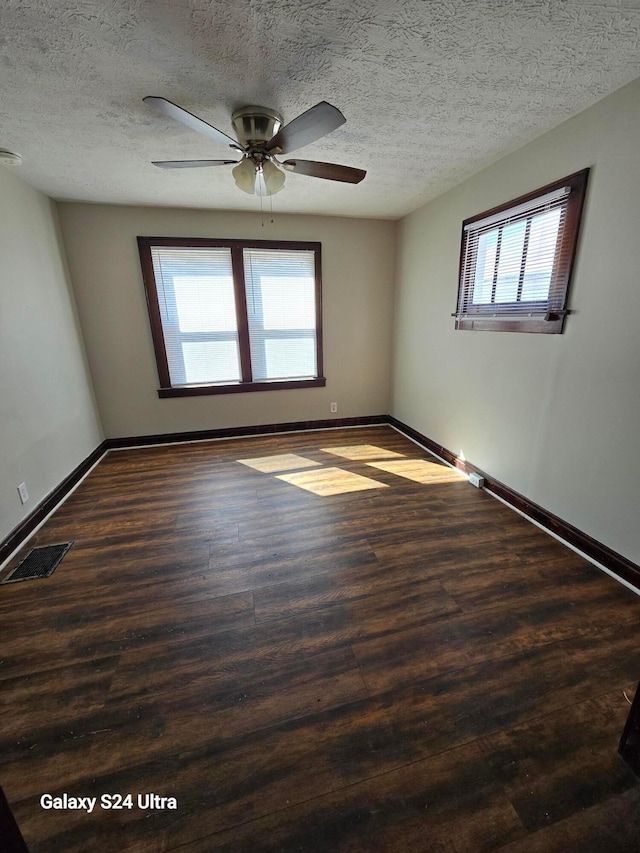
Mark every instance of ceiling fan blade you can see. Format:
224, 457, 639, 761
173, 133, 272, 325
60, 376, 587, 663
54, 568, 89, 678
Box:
144, 97, 242, 151
151, 159, 239, 168
282, 159, 366, 184
266, 102, 346, 154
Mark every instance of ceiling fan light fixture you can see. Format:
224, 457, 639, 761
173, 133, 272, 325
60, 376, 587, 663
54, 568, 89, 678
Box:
232, 157, 256, 194
260, 159, 286, 195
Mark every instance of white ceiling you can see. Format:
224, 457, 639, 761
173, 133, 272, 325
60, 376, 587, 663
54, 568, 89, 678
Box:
2, 0, 640, 219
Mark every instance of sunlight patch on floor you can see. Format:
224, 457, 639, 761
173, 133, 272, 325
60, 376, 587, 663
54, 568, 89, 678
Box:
237, 453, 321, 473
321, 445, 405, 461
276, 467, 388, 496
366, 459, 467, 484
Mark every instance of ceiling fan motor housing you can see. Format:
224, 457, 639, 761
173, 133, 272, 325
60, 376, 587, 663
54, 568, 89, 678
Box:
231, 106, 283, 149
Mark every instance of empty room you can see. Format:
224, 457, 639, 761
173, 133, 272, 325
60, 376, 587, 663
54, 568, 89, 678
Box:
1, 1, 640, 850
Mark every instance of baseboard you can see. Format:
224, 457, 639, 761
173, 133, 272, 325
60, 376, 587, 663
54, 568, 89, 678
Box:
104, 415, 387, 450
0, 442, 108, 568
388, 415, 640, 591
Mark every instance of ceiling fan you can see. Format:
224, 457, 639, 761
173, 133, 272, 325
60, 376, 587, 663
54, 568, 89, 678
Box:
143, 97, 366, 196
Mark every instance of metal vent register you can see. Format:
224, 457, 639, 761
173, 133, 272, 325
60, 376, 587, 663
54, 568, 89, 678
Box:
2, 543, 73, 584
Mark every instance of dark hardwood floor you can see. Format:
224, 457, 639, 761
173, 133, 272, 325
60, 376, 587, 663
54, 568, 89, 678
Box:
1, 425, 639, 852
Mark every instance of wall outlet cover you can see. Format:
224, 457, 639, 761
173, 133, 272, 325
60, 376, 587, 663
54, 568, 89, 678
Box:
468, 472, 485, 489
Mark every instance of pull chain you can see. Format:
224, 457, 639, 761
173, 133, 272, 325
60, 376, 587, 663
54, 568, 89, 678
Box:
260, 174, 264, 227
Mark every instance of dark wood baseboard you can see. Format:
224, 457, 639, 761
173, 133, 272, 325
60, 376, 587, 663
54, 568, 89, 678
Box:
0, 442, 108, 567
104, 415, 387, 450
388, 416, 640, 591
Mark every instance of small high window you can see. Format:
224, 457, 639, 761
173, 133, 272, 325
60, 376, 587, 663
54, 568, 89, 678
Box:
138, 238, 325, 397
454, 169, 589, 333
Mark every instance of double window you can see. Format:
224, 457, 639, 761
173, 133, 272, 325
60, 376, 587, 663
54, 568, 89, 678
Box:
455, 169, 589, 333
138, 238, 324, 397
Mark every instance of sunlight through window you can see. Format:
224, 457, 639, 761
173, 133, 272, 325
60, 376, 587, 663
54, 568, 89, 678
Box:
277, 467, 388, 496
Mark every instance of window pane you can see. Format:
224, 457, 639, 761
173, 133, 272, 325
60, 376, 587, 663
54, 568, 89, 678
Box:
521, 208, 561, 301
181, 341, 240, 384
494, 220, 526, 303
472, 230, 498, 304
243, 249, 318, 381
150, 246, 240, 386
263, 338, 316, 380
173, 275, 237, 333
258, 276, 316, 329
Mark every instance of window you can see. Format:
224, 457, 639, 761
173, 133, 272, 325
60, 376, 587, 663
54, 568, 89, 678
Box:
138, 238, 324, 397
454, 169, 589, 333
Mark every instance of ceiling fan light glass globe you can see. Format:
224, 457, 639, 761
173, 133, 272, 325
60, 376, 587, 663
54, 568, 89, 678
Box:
232, 158, 256, 194
261, 159, 286, 195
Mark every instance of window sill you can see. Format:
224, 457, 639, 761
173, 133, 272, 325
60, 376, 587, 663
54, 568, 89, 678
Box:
157, 377, 326, 398
455, 316, 564, 334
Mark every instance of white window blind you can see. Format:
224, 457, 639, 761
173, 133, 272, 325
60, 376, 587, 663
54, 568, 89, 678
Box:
150, 246, 241, 386
243, 248, 318, 381
460, 190, 569, 316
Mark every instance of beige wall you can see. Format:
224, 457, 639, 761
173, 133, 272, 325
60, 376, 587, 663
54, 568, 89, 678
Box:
392, 77, 640, 566
57, 204, 396, 439
0, 169, 103, 547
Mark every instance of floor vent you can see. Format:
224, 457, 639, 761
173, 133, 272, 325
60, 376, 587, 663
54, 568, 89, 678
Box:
2, 543, 73, 584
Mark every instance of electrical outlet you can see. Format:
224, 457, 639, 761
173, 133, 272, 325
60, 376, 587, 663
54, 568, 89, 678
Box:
17, 482, 29, 505
330, 402, 338, 413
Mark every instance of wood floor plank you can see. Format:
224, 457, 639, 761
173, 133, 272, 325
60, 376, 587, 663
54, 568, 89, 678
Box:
439, 554, 634, 615
107, 645, 369, 726
0, 587, 254, 678
253, 574, 460, 627
494, 786, 640, 852
353, 585, 640, 696
477, 689, 639, 832
2, 699, 176, 802
178, 741, 526, 852
207, 535, 382, 596
236, 494, 443, 542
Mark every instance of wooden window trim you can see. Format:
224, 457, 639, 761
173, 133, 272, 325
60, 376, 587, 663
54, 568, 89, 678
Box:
138, 237, 325, 396
454, 169, 589, 334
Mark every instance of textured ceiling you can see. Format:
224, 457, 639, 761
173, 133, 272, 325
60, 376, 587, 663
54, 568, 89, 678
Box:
1, 0, 640, 218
